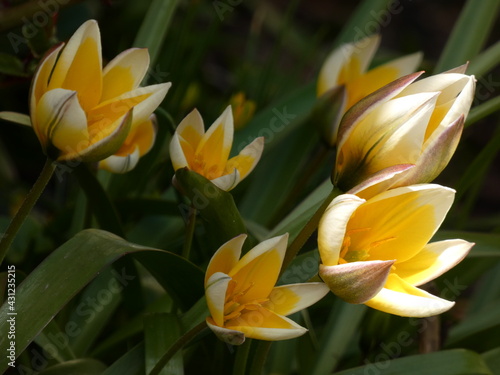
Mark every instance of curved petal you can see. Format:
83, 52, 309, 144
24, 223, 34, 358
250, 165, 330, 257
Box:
48, 19, 103, 112
171, 108, 205, 170
317, 35, 380, 96
365, 274, 455, 317
98, 146, 140, 174
319, 260, 395, 304
102, 48, 150, 101
196, 106, 234, 172
351, 184, 455, 263
35, 88, 88, 154
266, 282, 329, 316
396, 239, 473, 286
211, 168, 241, 191
205, 234, 246, 284
225, 306, 307, 341
206, 272, 232, 327
30, 43, 64, 117
226, 136, 264, 180
64, 109, 132, 162
87, 83, 170, 136
131, 114, 157, 156
318, 194, 365, 266
206, 318, 245, 345
229, 234, 288, 304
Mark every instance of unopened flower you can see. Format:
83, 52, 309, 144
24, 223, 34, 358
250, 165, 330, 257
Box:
170, 106, 264, 191
334, 70, 475, 197
229, 92, 256, 130
205, 234, 329, 344
317, 34, 422, 145
318, 184, 473, 317
30, 19, 170, 166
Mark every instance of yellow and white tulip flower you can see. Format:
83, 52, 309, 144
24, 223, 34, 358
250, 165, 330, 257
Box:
318, 184, 473, 317
317, 34, 422, 145
334, 69, 476, 197
170, 106, 264, 191
205, 233, 329, 344
30, 19, 170, 172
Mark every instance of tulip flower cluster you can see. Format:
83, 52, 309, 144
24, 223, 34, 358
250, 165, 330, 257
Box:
0, 16, 477, 351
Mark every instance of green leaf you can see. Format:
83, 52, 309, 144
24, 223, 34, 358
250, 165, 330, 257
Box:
335, 349, 492, 375
310, 303, 366, 375
468, 40, 500, 76
66, 269, 122, 357
0, 229, 203, 373
174, 168, 247, 249
435, 0, 500, 72
0, 111, 31, 126
482, 348, 500, 375
35, 320, 77, 363
102, 343, 145, 375
334, 0, 394, 46
466, 96, 500, 128
38, 358, 107, 375
134, 0, 179, 72
145, 313, 183, 375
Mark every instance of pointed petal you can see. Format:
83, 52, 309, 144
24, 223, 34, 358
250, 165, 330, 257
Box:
396, 239, 473, 286
35, 88, 88, 155
62, 109, 133, 162
229, 234, 288, 303
351, 184, 455, 263
206, 318, 246, 345
30, 43, 64, 116
206, 272, 232, 327
318, 194, 365, 266
211, 168, 241, 191
319, 260, 395, 304
347, 164, 415, 200
396, 115, 464, 186
98, 146, 140, 174
317, 35, 380, 96
170, 108, 205, 170
196, 106, 234, 170
344, 52, 422, 110
266, 283, 329, 316
226, 306, 307, 341
225, 136, 264, 179
48, 20, 103, 112
101, 48, 150, 101
441, 63, 469, 74
205, 234, 246, 284
365, 274, 455, 317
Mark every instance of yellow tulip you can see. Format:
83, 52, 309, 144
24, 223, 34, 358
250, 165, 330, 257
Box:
205, 234, 329, 344
170, 106, 264, 191
229, 92, 256, 130
317, 34, 422, 145
318, 184, 473, 317
334, 69, 475, 197
30, 19, 170, 167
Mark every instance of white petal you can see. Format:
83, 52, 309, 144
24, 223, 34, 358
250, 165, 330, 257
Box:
267, 283, 329, 316
318, 194, 365, 266
205, 272, 232, 327
98, 146, 140, 174
211, 168, 241, 191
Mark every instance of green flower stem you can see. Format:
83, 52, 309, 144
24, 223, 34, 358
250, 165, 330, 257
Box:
149, 320, 208, 375
281, 187, 343, 273
182, 206, 197, 260
0, 158, 55, 265
233, 340, 252, 375
249, 341, 272, 375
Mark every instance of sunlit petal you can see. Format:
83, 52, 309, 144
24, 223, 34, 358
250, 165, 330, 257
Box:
266, 283, 329, 316
396, 239, 473, 286
205, 234, 246, 284
206, 272, 232, 327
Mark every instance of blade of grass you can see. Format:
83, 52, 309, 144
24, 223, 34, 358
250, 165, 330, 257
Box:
435, 0, 500, 73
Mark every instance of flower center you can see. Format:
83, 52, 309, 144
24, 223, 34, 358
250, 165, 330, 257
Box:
339, 227, 396, 263
192, 153, 223, 180
223, 280, 268, 322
